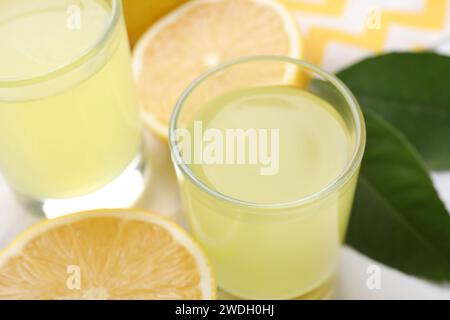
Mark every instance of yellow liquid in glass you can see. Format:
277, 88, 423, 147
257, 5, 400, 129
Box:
179, 86, 357, 299
0, 0, 141, 198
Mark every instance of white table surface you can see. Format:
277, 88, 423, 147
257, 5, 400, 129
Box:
1, 132, 450, 300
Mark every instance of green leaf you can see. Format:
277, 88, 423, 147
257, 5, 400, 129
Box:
337, 52, 450, 170
346, 109, 450, 282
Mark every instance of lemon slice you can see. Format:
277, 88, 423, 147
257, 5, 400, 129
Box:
0, 209, 215, 300
133, 0, 302, 139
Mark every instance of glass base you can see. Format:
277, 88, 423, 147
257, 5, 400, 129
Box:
218, 276, 336, 300
16, 154, 150, 219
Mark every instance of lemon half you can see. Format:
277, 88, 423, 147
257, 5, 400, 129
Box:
0, 209, 215, 300
133, 0, 302, 139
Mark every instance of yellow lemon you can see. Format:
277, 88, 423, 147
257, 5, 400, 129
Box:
0, 209, 215, 300
123, 0, 188, 47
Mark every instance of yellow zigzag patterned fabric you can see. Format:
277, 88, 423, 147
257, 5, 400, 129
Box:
280, 0, 450, 71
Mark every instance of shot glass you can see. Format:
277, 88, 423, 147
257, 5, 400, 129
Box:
169, 56, 366, 299
0, 0, 147, 218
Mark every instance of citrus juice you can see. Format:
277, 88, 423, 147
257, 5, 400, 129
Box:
177, 86, 358, 299
0, 0, 141, 199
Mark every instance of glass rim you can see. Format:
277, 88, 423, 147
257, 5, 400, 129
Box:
0, 0, 121, 87
169, 55, 366, 210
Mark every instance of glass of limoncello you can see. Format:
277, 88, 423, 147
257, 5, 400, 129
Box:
169, 56, 366, 299
0, 0, 147, 218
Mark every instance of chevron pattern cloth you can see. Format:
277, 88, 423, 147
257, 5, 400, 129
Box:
280, 0, 450, 72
